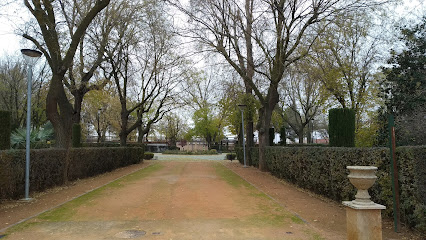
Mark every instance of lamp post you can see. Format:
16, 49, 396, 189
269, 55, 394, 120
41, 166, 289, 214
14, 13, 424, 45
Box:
21, 49, 42, 201
97, 108, 102, 143
238, 104, 247, 167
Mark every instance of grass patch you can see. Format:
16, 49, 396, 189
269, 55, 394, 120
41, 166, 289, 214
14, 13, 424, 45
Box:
37, 163, 163, 222
5, 221, 40, 235
303, 229, 326, 240
291, 215, 305, 224
214, 163, 253, 189
247, 213, 289, 227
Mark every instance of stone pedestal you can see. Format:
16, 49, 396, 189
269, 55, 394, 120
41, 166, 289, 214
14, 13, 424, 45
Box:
343, 166, 386, 240
343, 201, 386, 240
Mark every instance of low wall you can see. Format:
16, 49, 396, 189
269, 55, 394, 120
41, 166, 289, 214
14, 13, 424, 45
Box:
236, 146, 425, 232
0, 147, 144, 200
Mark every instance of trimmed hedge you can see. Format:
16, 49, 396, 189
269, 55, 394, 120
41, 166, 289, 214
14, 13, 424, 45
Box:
329, 108, 355, 147
144, 152, 154, 160
226, 153, 236, 160
162, 149, 218, 155
0, 147, 144, 200
0, 111, 11, 150
82, 142, 146, 148
72, 123, 82, 148
237, 146, 426, 232
83, 142, 121, 148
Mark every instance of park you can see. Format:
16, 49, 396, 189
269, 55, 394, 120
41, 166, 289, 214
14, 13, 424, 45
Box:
0, 0, 425, 239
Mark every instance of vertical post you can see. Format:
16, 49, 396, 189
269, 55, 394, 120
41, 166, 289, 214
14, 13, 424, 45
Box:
241, 110, 246, 167
21, 49, 42, 201
388, 114, 401, 232
24, 65, 33, 200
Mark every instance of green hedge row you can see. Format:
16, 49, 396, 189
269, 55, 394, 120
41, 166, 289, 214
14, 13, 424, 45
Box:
144, 152, 154, 160
0, 111, 11, 150
82, 142, 146, 148
329, 108, 356, 147
236, 146, 425, 232
162, 149, 218, 155
0, 147, 144, 200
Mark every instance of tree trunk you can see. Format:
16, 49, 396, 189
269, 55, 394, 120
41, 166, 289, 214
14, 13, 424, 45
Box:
307, 128, 312, 144
46, 74, 74, 148
246, 121, 254, 165
244, 0, 255, 166
73, 92, 84, 124
137, 124, 143, 143
257, 86, 279, 172
257, 105, 273, 171
119, 110, 128, 146
298, 130, 304, 144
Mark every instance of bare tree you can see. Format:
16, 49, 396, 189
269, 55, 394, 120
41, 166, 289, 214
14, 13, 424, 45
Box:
311, 11, 385, 126
279, 63, 324, 144
174, 0, 384, 171
171, 0, 257, 165
102, 0, 184, 146
59, 0, 115, 125
22, 0, 110, 148
0, 55, 50, 129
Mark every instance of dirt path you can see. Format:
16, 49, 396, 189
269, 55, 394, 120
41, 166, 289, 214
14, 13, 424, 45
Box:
0, 161, 152, 233
2, 161, 323, 240
0, 155, 423, 239
223, 161, 424, 240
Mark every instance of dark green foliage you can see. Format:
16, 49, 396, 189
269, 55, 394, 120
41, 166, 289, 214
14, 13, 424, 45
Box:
83, 142, 144, 148
379, 18, 426, 146
285, 144, 329, 147
381, 17, 425, 114
162, 149, 218, 155
329, 108, 355, 147
375, 107, 389, 147
72, 123, 81, 148
0, 147, 143, 200
168, 146, 180, 151
83, 142, 121, 148
0, 111, 11, 150
226, 153, 236, 160
279, 127, 286, 146
269, 128, 274, 146
235, 147, 259, 167
10, 127, 54, 149
242, 146, 426, 232
144, 152, 154, 159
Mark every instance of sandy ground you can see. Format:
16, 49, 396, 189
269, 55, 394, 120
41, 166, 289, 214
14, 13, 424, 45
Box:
0, 153, 423, 239
2, 160, 322, 240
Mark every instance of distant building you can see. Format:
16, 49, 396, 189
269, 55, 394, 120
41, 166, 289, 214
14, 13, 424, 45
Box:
145, 141, 169, 152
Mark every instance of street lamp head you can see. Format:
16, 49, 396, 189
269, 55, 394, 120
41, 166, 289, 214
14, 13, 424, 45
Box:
237, 104, 247, 111
21, 49, 43, 66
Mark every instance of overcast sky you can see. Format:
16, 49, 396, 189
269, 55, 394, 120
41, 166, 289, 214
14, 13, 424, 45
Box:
0, 0, 424, 58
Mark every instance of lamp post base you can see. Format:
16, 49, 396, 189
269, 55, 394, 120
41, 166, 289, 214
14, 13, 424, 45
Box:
18, 198, 34, 202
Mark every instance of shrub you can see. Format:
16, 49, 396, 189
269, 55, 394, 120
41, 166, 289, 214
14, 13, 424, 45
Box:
329, 108, 355, 147
83, 142, 121, 148
243, 146, 425, 232
162, 149, 218, 155
10, 127, 54, 149
269, 128, 275, 145
226, 153, 236, 160
0, 111, 11, 150
168, 146, 180, 151
72, 123, 82, 148
0, 147, 143, 200
144, 152, 154, 160
279, 127, 286, 146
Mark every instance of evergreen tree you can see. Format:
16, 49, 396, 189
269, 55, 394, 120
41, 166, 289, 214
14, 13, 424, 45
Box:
380, 17, 426, 146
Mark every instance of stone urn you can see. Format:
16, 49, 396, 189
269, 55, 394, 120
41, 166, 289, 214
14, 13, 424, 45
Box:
347, 166, 377, 205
